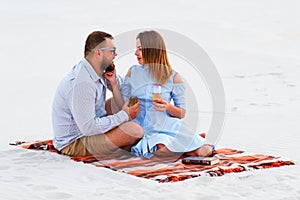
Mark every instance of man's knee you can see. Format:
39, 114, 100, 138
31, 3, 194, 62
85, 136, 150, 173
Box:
128, 121, 144, 138
121, 121, 144, 138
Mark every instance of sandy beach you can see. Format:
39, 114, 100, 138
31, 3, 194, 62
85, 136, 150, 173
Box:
1, 0, 300, 199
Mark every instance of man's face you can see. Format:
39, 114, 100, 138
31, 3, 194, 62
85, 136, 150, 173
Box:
101, 38, 117, 70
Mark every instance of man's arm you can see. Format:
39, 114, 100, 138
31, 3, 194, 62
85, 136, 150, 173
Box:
72, 81, 128, 136
104, 71, 124, 112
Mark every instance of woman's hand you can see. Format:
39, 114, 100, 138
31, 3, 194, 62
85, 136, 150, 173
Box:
153, 98, 169, 112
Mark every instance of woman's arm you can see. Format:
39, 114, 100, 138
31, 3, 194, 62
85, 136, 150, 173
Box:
153, 99, 185, 118
153, 73, 186, 119
121, 67, 132, 101
166, 102, 186, 119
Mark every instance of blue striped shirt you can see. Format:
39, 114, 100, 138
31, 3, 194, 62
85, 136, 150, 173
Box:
52, 58, 128, 150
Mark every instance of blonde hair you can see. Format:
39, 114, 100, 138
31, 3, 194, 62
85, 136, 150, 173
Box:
137, 30, 172, 85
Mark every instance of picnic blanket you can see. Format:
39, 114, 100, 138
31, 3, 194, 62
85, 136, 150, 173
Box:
11, 140, 295, 183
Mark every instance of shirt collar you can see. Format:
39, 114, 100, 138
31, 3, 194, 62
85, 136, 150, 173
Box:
82, 58, 108, 87
82, 58, 101, 82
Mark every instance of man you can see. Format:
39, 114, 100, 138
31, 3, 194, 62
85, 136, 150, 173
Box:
52, 31, 143, 156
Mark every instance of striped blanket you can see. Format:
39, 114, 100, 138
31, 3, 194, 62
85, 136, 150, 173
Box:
12, 140, 294, 183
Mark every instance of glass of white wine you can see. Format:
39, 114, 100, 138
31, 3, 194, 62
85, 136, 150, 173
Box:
151, 84, 164, 128
152, 84, 162, 101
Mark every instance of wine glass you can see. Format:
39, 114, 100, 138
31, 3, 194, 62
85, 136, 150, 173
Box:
152, 84, 162, 101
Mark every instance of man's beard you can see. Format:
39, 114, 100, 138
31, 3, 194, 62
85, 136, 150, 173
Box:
101, 57, 111, 71
101, 63, 109, 71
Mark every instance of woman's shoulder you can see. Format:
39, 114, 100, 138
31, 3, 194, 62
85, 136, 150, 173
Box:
170, 70, 183, 84
126, 65, 141, 77
126, 64, 145, 77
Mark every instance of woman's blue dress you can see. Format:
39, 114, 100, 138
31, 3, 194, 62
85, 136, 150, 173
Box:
121, 65, 204, 158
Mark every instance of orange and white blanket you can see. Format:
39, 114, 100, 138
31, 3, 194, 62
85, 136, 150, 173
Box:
12, 140, 294, 183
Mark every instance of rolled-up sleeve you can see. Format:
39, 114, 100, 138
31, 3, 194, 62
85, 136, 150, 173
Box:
72, 81, 128, 136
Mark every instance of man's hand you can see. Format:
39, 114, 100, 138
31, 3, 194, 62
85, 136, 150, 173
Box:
122, 99, 140, 120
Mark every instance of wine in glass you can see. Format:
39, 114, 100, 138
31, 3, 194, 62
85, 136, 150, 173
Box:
152, 84, 162, 101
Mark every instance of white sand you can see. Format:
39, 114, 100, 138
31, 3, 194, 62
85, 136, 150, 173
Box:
1, 0, 300, 199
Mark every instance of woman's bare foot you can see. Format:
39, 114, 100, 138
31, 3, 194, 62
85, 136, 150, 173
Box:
154, 143, 215, 157
154, 144, 176, 157
184, 144, 214, 157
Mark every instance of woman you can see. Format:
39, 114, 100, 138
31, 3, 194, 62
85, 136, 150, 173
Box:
121, 30, 214, 158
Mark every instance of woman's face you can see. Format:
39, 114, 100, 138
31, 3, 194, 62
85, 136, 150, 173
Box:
135, 38, 144, 65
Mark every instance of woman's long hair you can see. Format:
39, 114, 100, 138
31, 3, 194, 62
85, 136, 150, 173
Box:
137, 30, 172, 85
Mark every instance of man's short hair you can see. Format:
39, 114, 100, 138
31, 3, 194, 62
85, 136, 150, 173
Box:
84, 31, 113, 57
